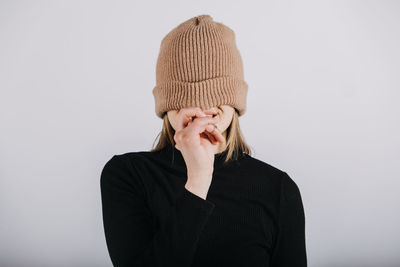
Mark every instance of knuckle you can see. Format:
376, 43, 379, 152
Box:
181, 136, 192, 146
174, 131, 182, 141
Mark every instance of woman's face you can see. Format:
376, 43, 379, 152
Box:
167, 105, 234, 137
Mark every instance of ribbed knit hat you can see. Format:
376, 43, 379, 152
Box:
152, 14, 248, 119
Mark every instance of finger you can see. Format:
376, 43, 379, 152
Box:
187, 116, 213, 127
185, 116, 219, 136
201, 129, 218, 145
188, 118, 218, 144
182, 112, 209, 128
196, 121, 222, 145
188, 115, 217, 128
193, 111, 220, 143
204, 124, 225, 143
180, 107, 207, 127
180, 120, 217, 145
202, 109, 219, 118
203, 129, 217, 144
200, 132, 211, 142
178, 117, 221, 145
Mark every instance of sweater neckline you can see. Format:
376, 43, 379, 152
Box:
159, 144, 230, 170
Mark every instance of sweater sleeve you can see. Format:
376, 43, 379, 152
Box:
270, 172, 307, 267
100, 154, 215, 267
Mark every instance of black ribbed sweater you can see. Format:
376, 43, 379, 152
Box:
100, 145, 307, 267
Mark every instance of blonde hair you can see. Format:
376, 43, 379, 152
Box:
150, 109, 252, 163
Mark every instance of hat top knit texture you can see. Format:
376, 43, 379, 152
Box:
152, 14, 248, 118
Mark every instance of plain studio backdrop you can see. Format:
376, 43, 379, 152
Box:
1, 1, 399, 266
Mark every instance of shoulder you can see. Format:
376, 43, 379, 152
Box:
241, 153, 285, 175
101, 150, 154, 172
100, 151, 152, 190
241, 153, 302, 199
240, 153, 285, 183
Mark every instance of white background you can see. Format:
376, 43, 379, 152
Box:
1, 0, 399, 266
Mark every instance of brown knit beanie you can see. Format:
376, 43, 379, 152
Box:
152, 14, 248, 119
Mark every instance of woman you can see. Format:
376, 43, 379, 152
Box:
100, 14, 307, 267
